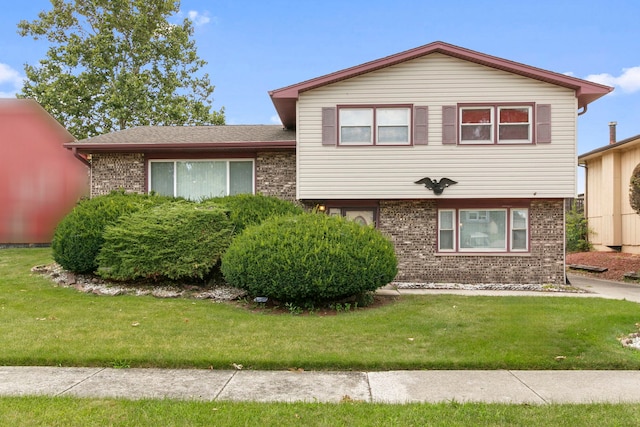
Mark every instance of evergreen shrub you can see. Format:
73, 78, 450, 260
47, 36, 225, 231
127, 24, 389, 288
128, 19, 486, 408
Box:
52, 191, 175, 273
97, 202, 233, 281
202, 193, 303, 233
221, 213, 398, 304
566, 204, 592, 252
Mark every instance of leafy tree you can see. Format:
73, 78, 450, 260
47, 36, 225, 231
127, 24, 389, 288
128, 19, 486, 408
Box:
17, 0, 224, 139
630, 163, 640, 216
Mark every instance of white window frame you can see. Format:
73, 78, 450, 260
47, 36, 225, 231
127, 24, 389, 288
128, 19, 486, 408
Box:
338, 106, 411, 146
148, 159, 255, 199
437, 207, 529, 253
459, 104, 533, 145
339, 108, 374, 145
497, 106, 532, 144
376, 107, 411, 145
510, 208, 529, 251
438, 209, 456, 252
459, 107, 493, 144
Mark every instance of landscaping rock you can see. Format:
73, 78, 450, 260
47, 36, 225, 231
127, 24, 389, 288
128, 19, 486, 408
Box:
31, 263, 247, 301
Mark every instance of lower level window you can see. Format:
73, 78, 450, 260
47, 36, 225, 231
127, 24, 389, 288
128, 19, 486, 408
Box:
149, 160, 254, 200
438, 207, 528, 252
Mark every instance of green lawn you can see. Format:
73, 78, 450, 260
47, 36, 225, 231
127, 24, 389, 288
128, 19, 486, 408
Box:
1, 247, 639, 370
1, 397, 639, 427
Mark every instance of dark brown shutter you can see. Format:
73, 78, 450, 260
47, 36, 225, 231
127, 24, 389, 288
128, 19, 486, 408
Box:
536, 104, 551, 143
413, 106, 428, 145
322, 107, 337, 146
442, 105, 457, 145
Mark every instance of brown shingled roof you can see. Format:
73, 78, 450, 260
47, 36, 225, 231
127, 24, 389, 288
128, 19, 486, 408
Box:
64, 125, 296, 154
76, 125, 295, 144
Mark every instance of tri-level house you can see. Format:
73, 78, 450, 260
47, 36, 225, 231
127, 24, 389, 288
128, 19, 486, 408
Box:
64, 41, 612, 285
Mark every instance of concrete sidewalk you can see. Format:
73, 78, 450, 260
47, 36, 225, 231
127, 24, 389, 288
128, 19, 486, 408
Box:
2, 366, 640, 404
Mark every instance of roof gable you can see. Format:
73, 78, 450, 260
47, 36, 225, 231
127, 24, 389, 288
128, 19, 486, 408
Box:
269, 41, 613, 129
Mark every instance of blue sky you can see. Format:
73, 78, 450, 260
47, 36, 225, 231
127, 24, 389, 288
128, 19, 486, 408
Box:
1, 0, 639, 192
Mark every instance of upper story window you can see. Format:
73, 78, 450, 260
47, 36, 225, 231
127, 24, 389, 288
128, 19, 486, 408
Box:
459, 104, 533, 145
149, 159, 254, 200
339, 106, 411, 146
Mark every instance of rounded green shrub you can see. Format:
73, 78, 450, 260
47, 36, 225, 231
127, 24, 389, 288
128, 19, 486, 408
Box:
52, 192, 175, 273
221, 213, 398, 304
97, 202, 233, 281
201, 193, 303, 234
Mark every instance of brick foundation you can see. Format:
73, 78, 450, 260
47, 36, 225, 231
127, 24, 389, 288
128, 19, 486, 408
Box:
377, 199, 565, 285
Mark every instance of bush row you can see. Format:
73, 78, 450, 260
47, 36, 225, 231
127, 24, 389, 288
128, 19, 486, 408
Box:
52, 192, 303, 279
52, 191, 398, 304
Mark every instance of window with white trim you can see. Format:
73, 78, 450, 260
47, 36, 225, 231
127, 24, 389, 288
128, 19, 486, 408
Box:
339, 106, 410, 145
438, 209, 456, 251
437, 207, 529, 252
149, 160, 254, 200
459, 105, 532, 144
510, 209, 529, 251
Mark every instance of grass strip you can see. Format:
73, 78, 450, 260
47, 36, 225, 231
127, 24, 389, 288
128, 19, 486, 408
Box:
1, 397, 640, 427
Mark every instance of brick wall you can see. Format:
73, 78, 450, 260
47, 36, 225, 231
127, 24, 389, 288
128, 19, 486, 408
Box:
90, 153, 145, 197
378, 199, 565, 285
255, 152, 296, 201
90, 151, 297, 200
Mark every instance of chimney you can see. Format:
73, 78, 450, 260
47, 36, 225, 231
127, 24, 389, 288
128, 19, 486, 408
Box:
609, 121, 617, 144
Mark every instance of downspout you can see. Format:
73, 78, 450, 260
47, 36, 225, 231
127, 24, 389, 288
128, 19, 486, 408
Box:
568, 105, 588, 283
70, 147, 91, 168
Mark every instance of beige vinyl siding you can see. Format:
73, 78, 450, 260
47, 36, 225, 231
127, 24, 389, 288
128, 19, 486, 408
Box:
585, 141, 640, 252
296, 53, 577, 199
585, 158, 604, 247
619, 145, 640, 251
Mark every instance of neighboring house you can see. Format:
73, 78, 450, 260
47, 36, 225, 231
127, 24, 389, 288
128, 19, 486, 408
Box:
579, 123, 640, 254
64, 41, 612, 285
0, 99, 87, 245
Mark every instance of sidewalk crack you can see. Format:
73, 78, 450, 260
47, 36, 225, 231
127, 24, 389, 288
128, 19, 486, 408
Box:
213, 370, 238, 401
508, 370, 547, 403
57, 367, 106, 397
365, 372, 373, 403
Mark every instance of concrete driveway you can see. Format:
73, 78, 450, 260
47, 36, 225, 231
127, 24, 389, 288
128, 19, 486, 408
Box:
567, 274, 640, 303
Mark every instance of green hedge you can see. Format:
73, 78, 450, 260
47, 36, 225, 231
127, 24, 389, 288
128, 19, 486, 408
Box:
221, 213, 398, 304
97, 202, 233, 281
202, 193, 303, 233
52, 192, 175, 274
